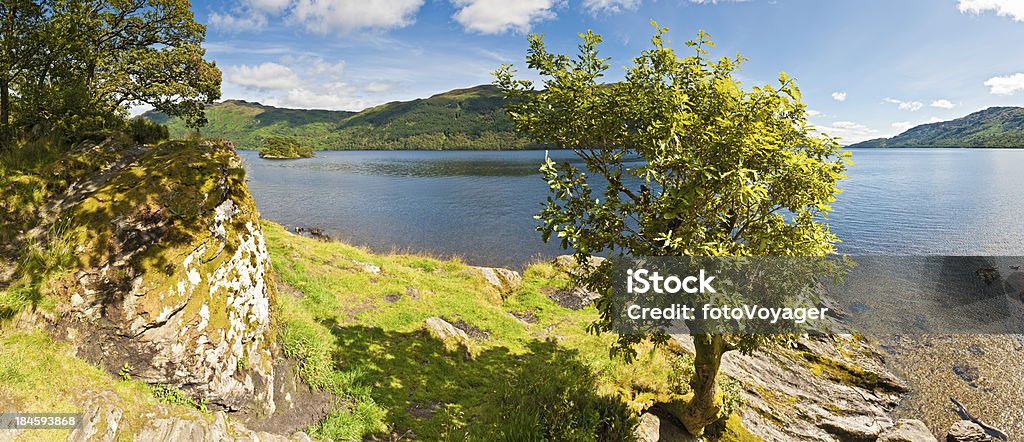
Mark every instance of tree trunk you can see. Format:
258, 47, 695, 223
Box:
1, 76, 10, 133
680, 334, 727, 436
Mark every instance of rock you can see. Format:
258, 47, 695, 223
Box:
946, 420, 990, 442
553, 254, 606, 277
352, 259, 381, 275
52, 141, 276, 413
69, 391, 123, 442
544, 286, 600, 310
879, 419, 937, 442
472, 266, 522, 294
133, 410, 310, 442
671, 334, 906, 442
634, 409, 696, 442
425, 317, 470, 343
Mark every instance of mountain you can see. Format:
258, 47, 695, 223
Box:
849, 107, 1024, 148
145, 85, 538, 150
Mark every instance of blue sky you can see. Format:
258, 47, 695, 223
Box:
188, 0, 1024, 143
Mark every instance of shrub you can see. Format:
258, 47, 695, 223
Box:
127, 117, 170, 145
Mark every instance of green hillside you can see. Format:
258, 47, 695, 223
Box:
849, 106, 1024, 148
146, 85, 539, 150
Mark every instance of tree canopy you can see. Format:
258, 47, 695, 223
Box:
496, 25, 849, 435
0, 0, 220, 144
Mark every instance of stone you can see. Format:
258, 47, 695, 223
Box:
946, 420, 989, 442
472, 266, 522, 294
424, 317, 470, 342
879, 419, 937, 442
634, 410, 695, 442
53, 141, 276, 413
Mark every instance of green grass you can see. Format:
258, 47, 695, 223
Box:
262, 220, 690, 440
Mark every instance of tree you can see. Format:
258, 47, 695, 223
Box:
495, 25, 849, 436
4, 0, 220, 142
0, 0, 45, 134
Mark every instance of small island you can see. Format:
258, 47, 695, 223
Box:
258, 136, 315, 159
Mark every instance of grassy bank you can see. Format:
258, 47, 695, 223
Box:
262, 220, 698, 440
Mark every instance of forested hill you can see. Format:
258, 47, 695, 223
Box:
850, 106, 1024, 148
145, 85, 540, 150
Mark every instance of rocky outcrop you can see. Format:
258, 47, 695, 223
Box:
634, 409, 696, 442
41, 140, 276, 413
879, 419, 937, 442
668, 335, 908, 441
946, 420, 990, 442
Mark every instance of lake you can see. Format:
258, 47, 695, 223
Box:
239, 148, 1024, 268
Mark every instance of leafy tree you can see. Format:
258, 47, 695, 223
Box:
3, 0, 220, 143
0, 0, 45, 134
495, 26, 849, 435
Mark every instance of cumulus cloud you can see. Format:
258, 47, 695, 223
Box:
958, 0, 1024, 21
831, 91, 847, 102
365, 81, 395, 93
226, 62, 302, 90
891, 121, 913, 132
817, 121, 879, 144
583, 0, 640, 14
884, 98, 923, 111
930, 99, 955, 109
806, 109, 822, 117
291, 0, 425, 33
209, 0, 425, 34
451, 0, 557, 34
278, 84, 369, 110
984, 73, 1024, 95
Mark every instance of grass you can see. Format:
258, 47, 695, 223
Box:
0, 330, 211, 441
262, 220, 691, 440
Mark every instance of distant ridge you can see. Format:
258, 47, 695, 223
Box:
849, 106, 1024, 148
145, 85, 538, 150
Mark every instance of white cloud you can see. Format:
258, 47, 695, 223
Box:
278, 85, 369, 110
208, 11, 269, 32
806, 109, 822, 117
930, 99, 955, 109
305, 58, 347, 78
884, 97, 923, 111
958, 0, 1024, 21
928, 116, 944, 123
984, 73, 1024, 95
365, 81, 395, 93
831, 91, 847, 102
583, 0, 639, 14
290, 0, 425, 33
818, 121, 879, 144
248, 0, 291, 11
226, 62, 302, 90
451, 0, 557, 34
891, 121, 913, 132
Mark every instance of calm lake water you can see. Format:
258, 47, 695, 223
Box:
240, 149, 1024, 267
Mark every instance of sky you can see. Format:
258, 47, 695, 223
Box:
186, 0, 1024, 144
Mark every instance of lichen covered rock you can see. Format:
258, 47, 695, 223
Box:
49, 140, 276, 412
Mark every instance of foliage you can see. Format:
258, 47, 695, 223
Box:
850, 106, 1024, 148
1, 0, 221, 145
147, 85, 540, 150
495, 25, 848, 435
258, 135, 314, 159
127, 117, 169, 145
151, 385, 209, 412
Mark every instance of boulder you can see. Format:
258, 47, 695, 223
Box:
879, 419, 938, 442
472, 266, 522, 294
425, 317, 470, 344
946, 420, 990, 442
51, 141, 276, 413
634, 409, 696, 442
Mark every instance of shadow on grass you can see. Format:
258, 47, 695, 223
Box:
326, 323, 637, 441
